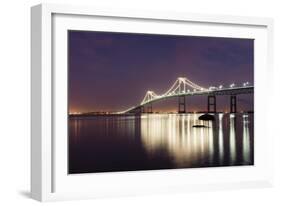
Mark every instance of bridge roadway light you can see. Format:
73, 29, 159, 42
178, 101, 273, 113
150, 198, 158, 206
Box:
219, 85, 223, 89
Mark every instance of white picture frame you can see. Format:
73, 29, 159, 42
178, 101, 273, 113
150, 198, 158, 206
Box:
31, 3, 274, 202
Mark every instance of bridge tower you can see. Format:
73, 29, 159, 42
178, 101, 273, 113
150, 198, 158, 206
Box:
208, 95, 216, 113
230, 95, 237, 113
178, 96, 186, 113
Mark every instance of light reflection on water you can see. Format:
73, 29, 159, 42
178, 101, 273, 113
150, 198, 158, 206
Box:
243, 114, 251, 163
69, 113, 254, 174
218, 113, 224, 164
229, 114, 237, 165
140, 114, 214, 167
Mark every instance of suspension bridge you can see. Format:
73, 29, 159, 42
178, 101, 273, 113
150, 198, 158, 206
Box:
118, 77, 253, 114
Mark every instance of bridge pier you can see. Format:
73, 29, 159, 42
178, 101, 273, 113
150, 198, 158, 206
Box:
208, 95, 216, 113
146, 102, 153, 113
140, 106, 145, 113
134, 106, 143, 115
230, 95, 237, 113
178, 96, 186, 113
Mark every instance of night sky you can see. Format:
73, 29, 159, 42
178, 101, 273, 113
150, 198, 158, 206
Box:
68, 30, 254, 113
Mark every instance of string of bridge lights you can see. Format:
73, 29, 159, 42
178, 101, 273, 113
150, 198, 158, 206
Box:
141, 77, 251, 105
117, 77, 252, 114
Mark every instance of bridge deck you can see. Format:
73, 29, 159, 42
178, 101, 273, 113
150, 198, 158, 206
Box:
119, 86, 253, 114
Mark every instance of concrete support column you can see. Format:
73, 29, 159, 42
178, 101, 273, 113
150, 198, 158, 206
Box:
146, 102, 153, 113
230, 95, 237, 113
178, 96, 186, 113
140, 106, 144, 113
208, 95, 216, 113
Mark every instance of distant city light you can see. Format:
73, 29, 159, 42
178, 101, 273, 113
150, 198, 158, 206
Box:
70, 112, 81, 115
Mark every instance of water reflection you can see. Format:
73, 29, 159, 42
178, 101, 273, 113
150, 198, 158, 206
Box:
218, 113, 224, 164
69, 113, 254, 174
243, 114, 251, 163
140, 114, 215, 167
229, 114, 237, 165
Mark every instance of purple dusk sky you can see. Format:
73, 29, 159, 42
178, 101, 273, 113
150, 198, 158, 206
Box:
68, 30, 254, 113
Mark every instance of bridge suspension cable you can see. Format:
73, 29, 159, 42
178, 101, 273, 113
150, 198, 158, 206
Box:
139, 77, 206, 105
162, 77, 206, 96
141, 90, 158, 105
117, 76, 252, 114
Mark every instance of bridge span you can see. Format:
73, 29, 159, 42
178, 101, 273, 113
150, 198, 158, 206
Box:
118, 77, 253, 114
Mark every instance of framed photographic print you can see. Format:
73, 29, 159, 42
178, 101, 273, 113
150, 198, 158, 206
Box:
31, 3, 274, 201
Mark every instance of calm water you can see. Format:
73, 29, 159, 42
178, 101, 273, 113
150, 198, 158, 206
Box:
69, 113, 254, 174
